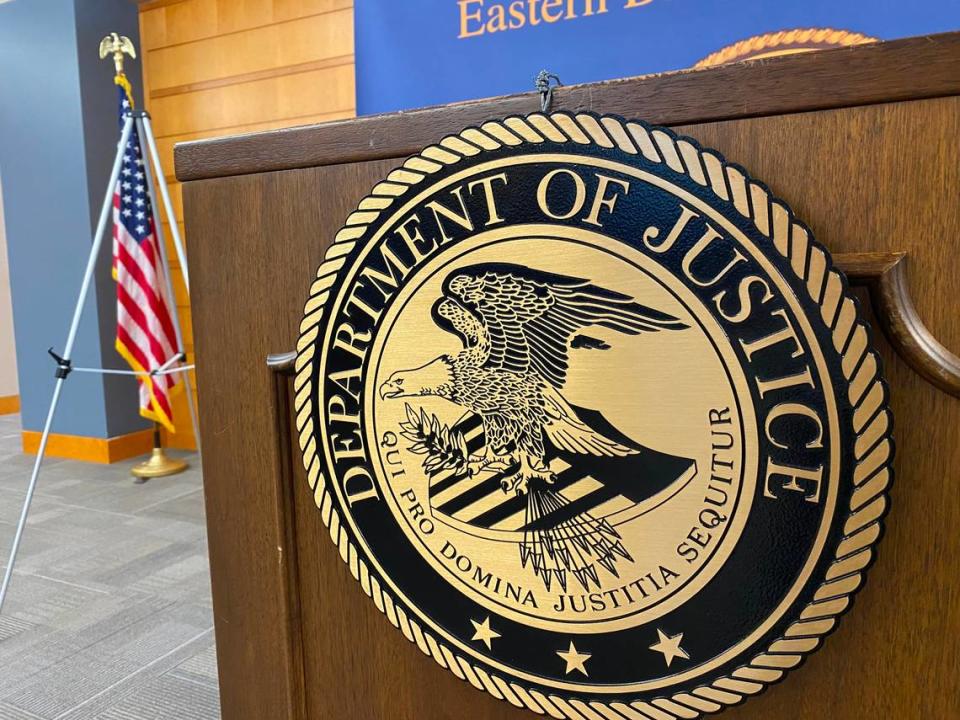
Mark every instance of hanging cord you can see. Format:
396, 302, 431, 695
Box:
535, 70, 562, 113
114, 72, 134, 109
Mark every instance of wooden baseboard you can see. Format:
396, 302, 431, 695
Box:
21, 428, 155, 464
0, 395, 20, 415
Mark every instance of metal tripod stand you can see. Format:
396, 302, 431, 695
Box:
0, 109, 200, 613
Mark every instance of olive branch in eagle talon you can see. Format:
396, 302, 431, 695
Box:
398, 403, 470, 476
378, 263, 688, 496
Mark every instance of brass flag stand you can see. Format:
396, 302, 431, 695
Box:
0, 34, 200, 613
132, 422, 189, 481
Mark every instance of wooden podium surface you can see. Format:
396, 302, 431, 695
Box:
176, 35, 960, 720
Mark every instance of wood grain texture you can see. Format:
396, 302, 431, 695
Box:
138, 0, 356, 450
146, 10, 352, 93
175, 31, 960, 182
183, 161, 397, 720
180, 41, 960, 720
154, 109, 355, 193
149, 63, 355, 138
138, 0, 187, 15
150, 54, 354, 99
140, 0, 351, 49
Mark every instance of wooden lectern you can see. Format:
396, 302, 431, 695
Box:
176, 34, 960, 720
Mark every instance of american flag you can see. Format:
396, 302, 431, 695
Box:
111, 78, 180, 432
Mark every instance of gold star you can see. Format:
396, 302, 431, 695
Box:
556, 641, 591, 676
649, 628, 689, 667
470, 616, 501, 650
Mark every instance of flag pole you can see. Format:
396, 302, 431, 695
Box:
107, 31, 199, 470
132, 110, 202, 460
128, 106, 200, 480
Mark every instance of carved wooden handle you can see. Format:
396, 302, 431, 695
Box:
268, 253, 960, 399
837, 252, 960, 398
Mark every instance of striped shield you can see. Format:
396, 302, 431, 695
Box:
428, 411, 697, 543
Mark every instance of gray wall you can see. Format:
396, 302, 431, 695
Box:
0, 0, 149, 439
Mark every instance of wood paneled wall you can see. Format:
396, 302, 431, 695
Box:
138, 0, 355, 448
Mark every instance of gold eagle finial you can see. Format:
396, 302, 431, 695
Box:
98, 33, 136, 76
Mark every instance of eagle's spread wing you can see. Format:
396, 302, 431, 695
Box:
433, 296, 484, 348
440, 263, 687, 387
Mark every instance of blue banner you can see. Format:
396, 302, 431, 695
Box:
355, 0, 959, 115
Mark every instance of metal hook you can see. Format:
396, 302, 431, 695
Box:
535, 70, 562, 113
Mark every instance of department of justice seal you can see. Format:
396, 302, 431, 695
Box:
295, 113, 893, 718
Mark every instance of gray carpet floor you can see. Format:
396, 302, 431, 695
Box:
0, 414, 220, 719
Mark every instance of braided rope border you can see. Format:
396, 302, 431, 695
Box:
293, 113, 892, 719
694, 28, 877, 68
